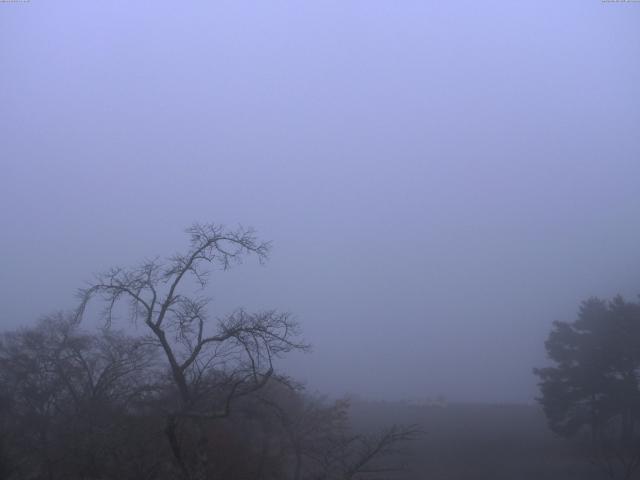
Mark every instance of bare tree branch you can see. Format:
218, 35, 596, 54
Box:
74, 223, 307, 424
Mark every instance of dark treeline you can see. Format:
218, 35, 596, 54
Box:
0, 313, 415, 480
0, 224, 417, 480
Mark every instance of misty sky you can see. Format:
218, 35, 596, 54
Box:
2, 1, 640, 403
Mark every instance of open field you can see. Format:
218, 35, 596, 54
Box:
349, 401, 602, 479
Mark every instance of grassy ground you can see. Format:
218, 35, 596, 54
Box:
348, 401, 603, 479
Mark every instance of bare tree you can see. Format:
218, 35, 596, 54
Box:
320, 424, 420, 480
0, 313, 162, 480
75, 223, 309, 479
256, 386, 420, 480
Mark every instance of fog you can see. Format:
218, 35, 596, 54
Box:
2, 0, 640, 404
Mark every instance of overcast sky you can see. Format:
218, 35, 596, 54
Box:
2, 1, 640, 403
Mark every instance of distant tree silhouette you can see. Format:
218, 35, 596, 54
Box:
535, 296, 640, 479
